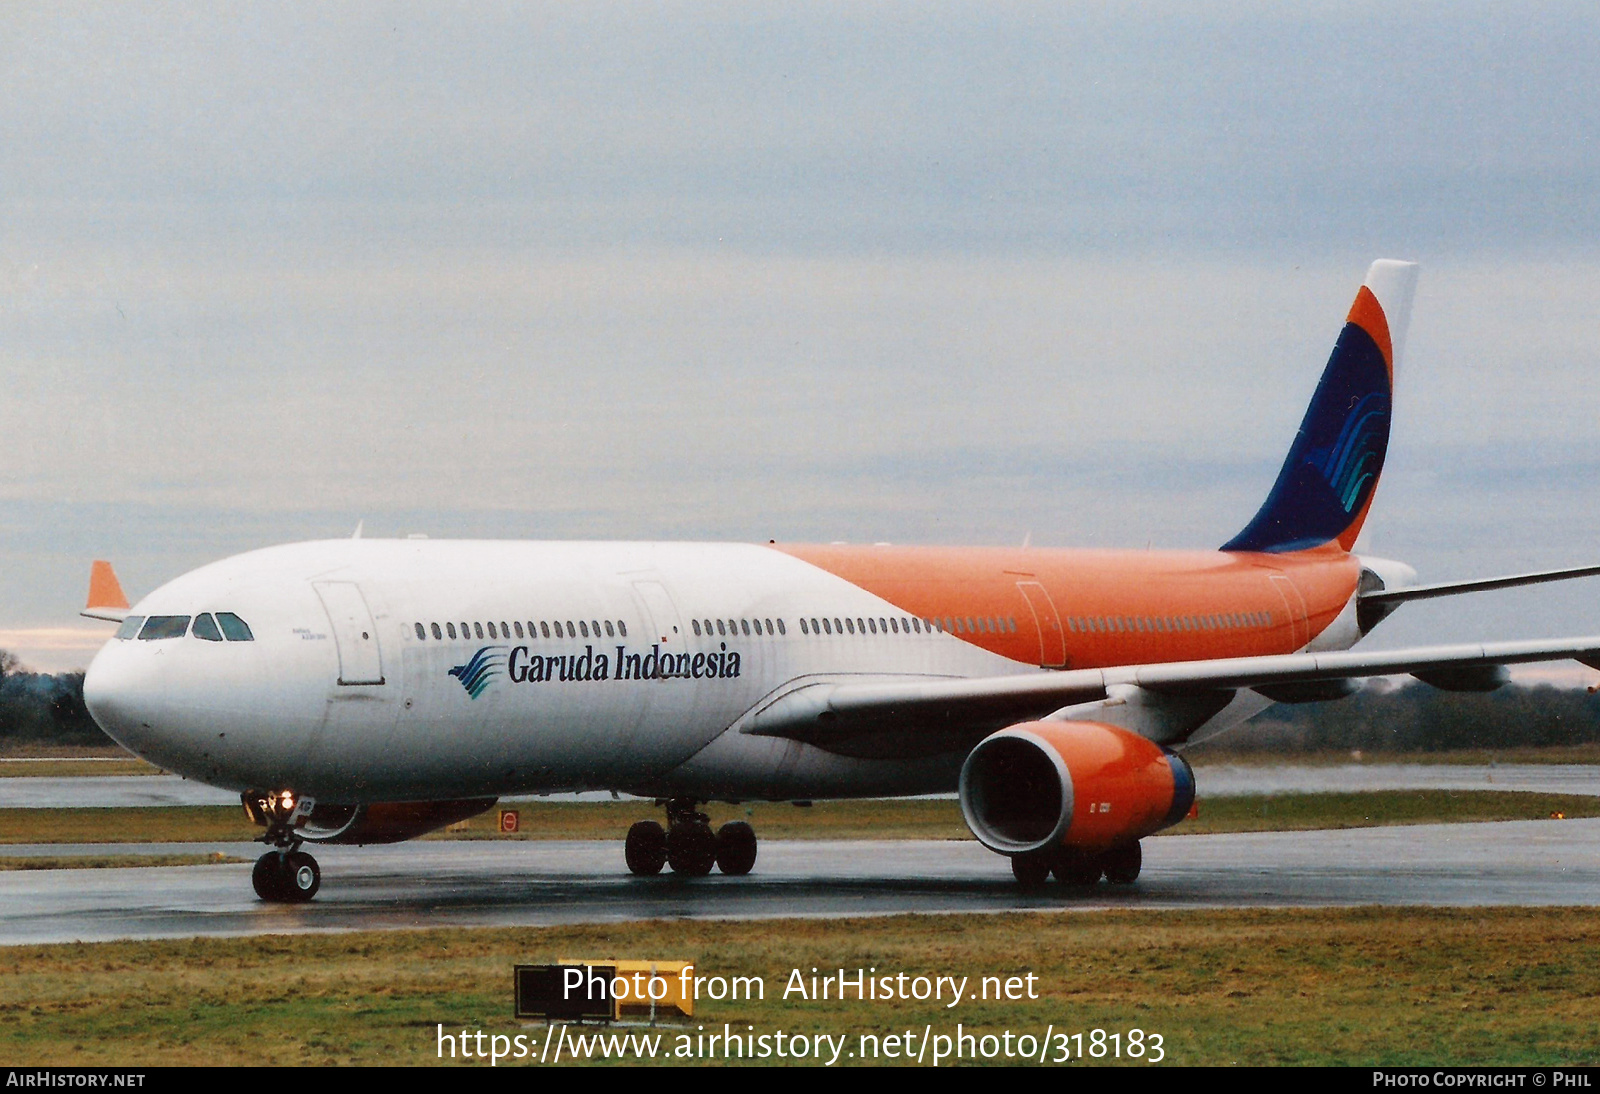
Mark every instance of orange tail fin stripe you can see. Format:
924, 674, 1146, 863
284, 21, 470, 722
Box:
1345, 284, 1394, 375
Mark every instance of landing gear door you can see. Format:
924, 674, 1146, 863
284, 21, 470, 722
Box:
312, 581, 386, 685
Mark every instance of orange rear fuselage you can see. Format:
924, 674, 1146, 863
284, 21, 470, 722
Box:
775, 543, 1360, 670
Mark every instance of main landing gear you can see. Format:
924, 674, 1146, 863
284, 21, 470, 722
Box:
247, 790, 322, 903
625, 798, 758, 877
1009, 842, 1142, 889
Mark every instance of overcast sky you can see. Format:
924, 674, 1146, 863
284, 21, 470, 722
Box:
4, 2, 1600, 673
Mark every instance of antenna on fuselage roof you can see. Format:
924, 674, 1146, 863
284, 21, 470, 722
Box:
352, 520, 364, 540
1021, 530, 1032, 548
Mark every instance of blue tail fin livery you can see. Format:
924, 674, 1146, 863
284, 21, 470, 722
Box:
1223, 260, 1418, 554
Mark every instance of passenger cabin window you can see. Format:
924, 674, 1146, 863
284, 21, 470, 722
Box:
115, 615, 144, 640
432, 623, 443, 640
216, 613, 254, 641
138, 616, 190, 641
194, 614, 224, 642
618, 620, 627, 637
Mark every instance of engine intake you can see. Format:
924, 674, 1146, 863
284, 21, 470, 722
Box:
959, 721, 1193, 855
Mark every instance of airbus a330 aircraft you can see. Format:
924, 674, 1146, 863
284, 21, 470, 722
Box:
79, 260, 1600, 903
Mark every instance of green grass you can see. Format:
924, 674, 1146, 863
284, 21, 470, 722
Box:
1187, 743, 1600, 767
0, 853, 249, 871
0, 758, 164, 777
2, 907, 1599, 1065
0, 805, 259, 844
3, 790, 1598, 846
0, 743, 159, 777
0, 744, 140, 760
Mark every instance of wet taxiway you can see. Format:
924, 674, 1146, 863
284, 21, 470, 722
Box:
1, 818, 1597, 945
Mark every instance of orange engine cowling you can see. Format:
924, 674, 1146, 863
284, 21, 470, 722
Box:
291, 798, 498, 845
959, 721, 1194, 855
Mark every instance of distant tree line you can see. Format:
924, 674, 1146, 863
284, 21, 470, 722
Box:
1205, 681, 1600, 754
0, 650, 103, 745
1, 645, 1597, 753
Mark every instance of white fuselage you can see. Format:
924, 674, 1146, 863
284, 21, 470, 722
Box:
83, 539, 1030, 804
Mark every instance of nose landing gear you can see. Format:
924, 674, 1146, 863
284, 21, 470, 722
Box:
251, 849, 321, 903
243, 790, 323, 904
624, 799, 759, 877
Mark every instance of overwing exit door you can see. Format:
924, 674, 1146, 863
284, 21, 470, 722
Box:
632, 580, 685, 649
1016, 581, 1068, 668
1268, 574, 1311, 650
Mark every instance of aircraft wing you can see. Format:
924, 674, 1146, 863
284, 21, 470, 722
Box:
741, 635, 1600, 754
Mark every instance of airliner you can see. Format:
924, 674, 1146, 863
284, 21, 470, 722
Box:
79, 259, 1600, 903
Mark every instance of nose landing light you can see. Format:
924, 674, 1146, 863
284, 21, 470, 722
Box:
244, 790, 315, 831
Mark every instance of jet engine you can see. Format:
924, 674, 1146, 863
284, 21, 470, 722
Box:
958, 721, 1193, 855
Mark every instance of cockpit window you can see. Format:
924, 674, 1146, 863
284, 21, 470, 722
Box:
139, 616, 191, 640
192, 613, 224, 642
215, 612, 254, 642
115, 615, 144, 640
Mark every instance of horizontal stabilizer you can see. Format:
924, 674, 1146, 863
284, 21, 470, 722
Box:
81, 560, 130, 623
1361, 562, 1600, 605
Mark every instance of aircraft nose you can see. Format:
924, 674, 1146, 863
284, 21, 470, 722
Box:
82, 642, 169, 758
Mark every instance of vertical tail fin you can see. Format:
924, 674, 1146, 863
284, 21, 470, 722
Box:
1222, 259, 1418, 554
